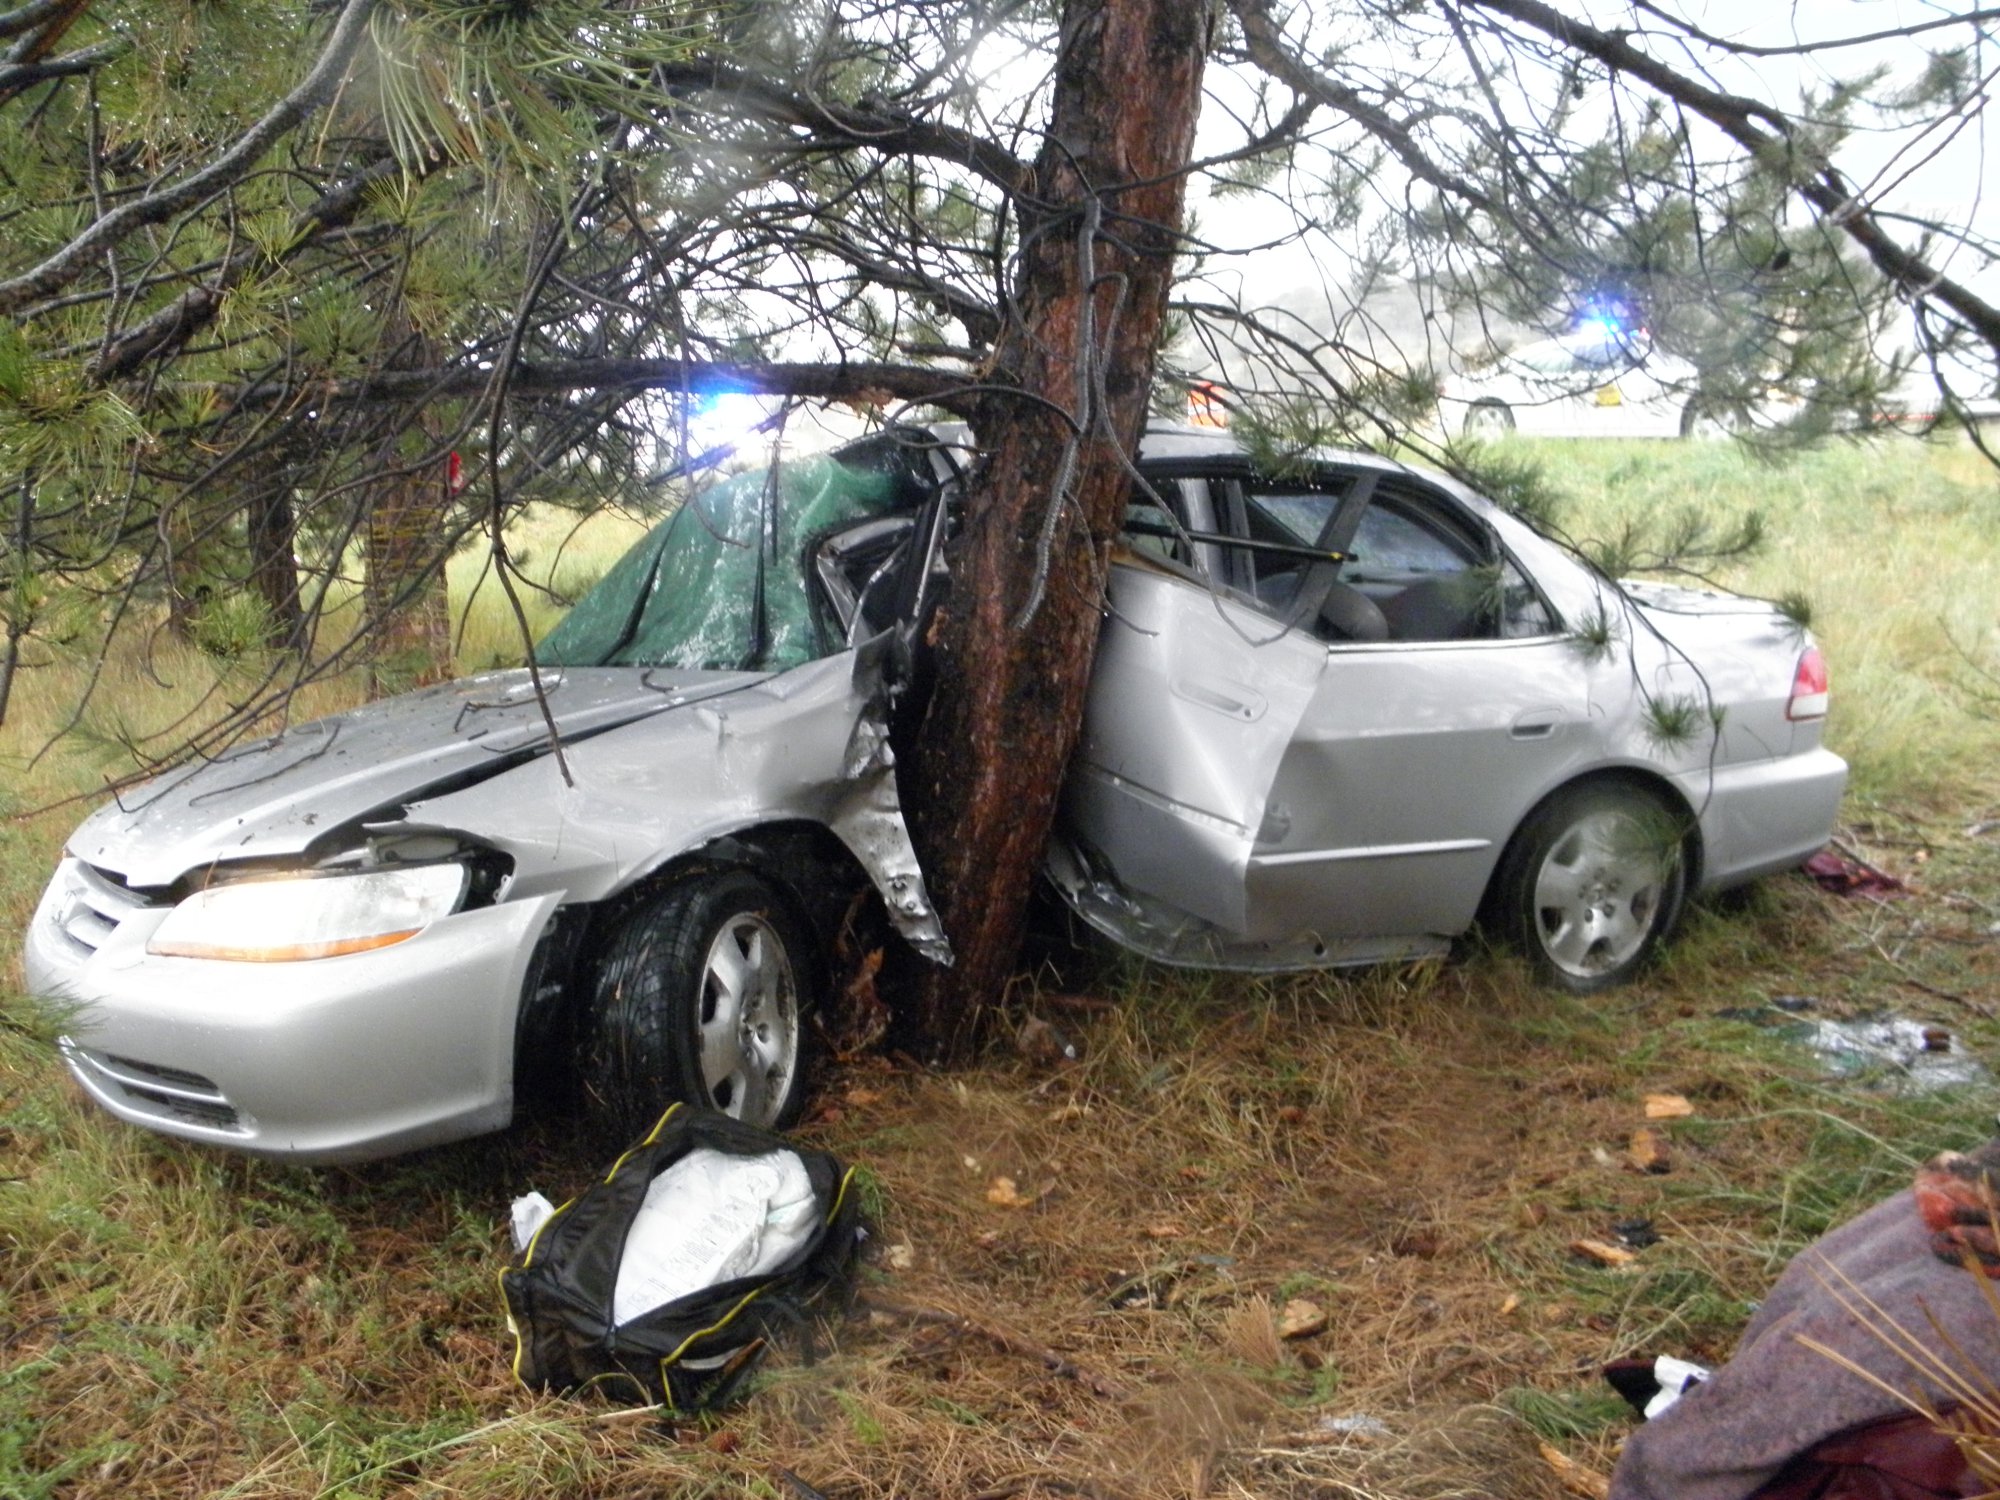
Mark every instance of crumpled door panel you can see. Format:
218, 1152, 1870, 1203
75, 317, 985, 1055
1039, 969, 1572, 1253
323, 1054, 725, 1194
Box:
1065, 563, 1325, 933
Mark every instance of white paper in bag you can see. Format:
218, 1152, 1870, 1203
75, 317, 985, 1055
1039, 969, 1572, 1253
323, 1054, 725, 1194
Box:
611, 1147, 818, 1326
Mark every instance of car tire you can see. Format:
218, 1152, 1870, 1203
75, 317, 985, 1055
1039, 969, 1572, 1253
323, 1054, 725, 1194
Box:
1680, 399, 1746, 439
1490, 781, 1688, 994
585, 868, 817, 1138
1464, 401, 1515, 437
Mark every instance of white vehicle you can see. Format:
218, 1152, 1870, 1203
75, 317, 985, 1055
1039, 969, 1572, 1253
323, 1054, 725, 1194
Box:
1442, 325, 1724, 439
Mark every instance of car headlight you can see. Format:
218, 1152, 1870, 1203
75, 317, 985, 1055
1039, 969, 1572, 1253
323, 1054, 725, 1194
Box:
146, 865, 470, 962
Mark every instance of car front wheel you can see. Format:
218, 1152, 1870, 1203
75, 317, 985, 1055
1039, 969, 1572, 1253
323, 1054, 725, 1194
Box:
585, 869, 816, 1138
1464, 401, 1515, 437
1491, 782, 1688, 993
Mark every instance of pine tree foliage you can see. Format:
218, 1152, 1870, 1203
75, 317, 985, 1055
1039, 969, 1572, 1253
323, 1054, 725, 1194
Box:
2, 0, 1996, 1045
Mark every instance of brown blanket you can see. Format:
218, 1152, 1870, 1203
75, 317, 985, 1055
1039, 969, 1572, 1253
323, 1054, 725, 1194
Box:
1609, 1183, 2000, 1500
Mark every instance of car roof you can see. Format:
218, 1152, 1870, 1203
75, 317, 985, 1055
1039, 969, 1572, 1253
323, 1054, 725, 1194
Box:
1137, 422, 1414, 471
927, 419, 1404, 475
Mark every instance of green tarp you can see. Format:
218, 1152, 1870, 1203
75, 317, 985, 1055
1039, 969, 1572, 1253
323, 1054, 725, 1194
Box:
538, 455, 904, 672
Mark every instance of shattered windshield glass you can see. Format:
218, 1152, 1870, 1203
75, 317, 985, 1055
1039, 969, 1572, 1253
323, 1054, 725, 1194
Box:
537, 452, 914, 671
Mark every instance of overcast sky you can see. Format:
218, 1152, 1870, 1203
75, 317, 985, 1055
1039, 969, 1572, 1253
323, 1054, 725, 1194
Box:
1180, 2, 1992, 377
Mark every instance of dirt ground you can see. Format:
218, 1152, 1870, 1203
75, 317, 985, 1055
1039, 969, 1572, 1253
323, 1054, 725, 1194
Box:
4, 793, 1997, 1499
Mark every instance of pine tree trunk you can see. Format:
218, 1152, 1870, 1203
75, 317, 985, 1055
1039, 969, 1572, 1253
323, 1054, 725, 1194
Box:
0, 475, 31, 727
161, 492, 218, 643
899, 0, 1208, 1059
246, 486, 305, 650
364, 461, 453, 693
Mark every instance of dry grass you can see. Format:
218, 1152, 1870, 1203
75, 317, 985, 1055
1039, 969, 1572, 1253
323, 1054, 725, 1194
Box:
2, 438, 1998, 1498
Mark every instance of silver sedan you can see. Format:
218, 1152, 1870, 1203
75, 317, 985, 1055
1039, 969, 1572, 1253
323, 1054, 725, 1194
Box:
23, 426, 1845, 1161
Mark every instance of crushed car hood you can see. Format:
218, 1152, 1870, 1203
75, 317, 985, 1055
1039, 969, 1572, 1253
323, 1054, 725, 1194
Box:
70, 668, 761, 887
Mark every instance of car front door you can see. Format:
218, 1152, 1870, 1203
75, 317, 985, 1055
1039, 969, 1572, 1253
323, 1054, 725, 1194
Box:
1064, 470, 1337, 938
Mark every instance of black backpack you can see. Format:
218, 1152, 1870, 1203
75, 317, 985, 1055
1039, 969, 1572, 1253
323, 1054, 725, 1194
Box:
501, 1103, 862, 1409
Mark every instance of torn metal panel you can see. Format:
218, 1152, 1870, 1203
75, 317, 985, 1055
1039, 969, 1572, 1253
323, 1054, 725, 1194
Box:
1044, 838, 1447, 972
828, 698, 951, 964
395, 653, 947, 959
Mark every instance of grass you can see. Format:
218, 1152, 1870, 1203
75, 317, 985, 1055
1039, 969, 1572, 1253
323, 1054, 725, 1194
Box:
1543, 434, 2000, 806
0, 436, 1997, 1497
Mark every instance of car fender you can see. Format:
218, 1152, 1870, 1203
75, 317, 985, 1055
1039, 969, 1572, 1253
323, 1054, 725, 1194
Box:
398, 652, 950, 964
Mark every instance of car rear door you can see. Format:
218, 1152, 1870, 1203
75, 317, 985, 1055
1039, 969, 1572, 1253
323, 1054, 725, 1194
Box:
1244, 474, 1592, 940
1069, 463, 1595, 949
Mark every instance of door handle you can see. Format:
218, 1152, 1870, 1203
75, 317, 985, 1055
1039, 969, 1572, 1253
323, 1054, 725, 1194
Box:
1510, 709, 1562, 741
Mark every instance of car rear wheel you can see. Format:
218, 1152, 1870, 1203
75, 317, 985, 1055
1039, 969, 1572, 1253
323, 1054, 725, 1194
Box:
585, 869, 816, 1138
1491, 782, 1688, 993
1680, 399, 1746, 439
1464, 401, 1515, 437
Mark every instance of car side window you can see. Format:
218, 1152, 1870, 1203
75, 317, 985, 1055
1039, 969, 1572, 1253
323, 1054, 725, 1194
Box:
1239, 487, 1342, 609
1342, 487, 1555, 642
1122, 497, 1191, 568
1120, 476, 1230, 581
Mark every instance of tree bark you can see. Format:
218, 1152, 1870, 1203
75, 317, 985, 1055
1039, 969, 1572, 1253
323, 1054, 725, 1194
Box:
364, 306, 454, 693
364, 458, 453, 693
246, 485, 305, 651
0, 475, 32, 727
898, 0, 1209, 1059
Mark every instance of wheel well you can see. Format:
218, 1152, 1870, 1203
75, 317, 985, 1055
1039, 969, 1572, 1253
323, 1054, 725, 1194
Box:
512, 821, 876, 1101
621, 821, 873, 948
1483, 769, 1705, 918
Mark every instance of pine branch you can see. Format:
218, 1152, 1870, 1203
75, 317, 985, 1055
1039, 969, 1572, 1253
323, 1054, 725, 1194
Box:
214, 356, 981, 410
0, 36, 117, 95
0, 0, 76, 42
0, 0, 378, 316
90, 156, 408, 380
651, 55, 1031, 194
1460, 0, 2000, 355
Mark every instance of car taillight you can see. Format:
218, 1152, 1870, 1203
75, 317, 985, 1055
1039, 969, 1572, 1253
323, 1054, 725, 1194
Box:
1787, 646, 1829, 721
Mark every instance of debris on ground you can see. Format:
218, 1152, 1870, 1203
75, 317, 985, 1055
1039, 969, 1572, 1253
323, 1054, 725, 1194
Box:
1627, 1128, 1671, 1174
509, 1190, 556, 1251
500, 1106, 860, 1409
984, 1174, 1031, 1208
1319, 1412, 1391, 1439
1570, 1239, 1638, 1268
1802, 847, 1908, 898
1799, 1015, 1992, 1093
1721, 1006, 1995, 1094
1538, 1438, 1612, 1498
1611, 1218, 1661, 1250
1605, 1353, 1710, 1419
1014, 1015, 1079, 1063
1643, 1092, 1695, 1119
1278, 1297, 1328, 1338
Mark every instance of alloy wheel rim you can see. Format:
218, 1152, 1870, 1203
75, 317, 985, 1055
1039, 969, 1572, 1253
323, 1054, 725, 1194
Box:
696, 912, 800, 1124
1532, 808, 1670, 979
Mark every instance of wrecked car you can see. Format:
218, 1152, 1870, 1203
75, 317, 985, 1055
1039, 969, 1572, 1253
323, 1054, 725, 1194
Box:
23, 426, 1847, 1161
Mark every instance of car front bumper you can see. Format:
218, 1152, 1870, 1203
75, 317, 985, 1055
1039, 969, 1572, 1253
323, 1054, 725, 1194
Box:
24, 858, 561, 1163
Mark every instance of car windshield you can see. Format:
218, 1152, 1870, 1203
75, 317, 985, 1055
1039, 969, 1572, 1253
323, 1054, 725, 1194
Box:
537, 451, 913, 671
